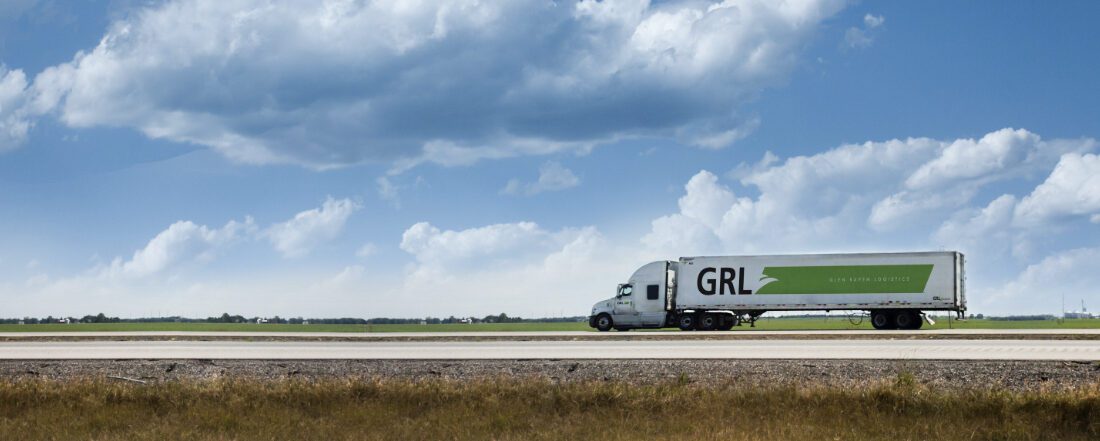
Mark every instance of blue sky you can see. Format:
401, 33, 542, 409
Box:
1, 0, 1098, 318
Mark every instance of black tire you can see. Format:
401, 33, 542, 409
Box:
895, 310, 921, 330
595, 314, 613, 332
871, 311, 895, 330
717, 318, 735, 331
698, 313, 719, 331
678, 314, 697, 331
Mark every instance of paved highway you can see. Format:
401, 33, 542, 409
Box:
1, 339, 1098, 360
3, 329, 1099, 338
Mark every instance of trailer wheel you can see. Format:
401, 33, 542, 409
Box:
677, 314, 697, 331
895, 310, 921, 330
698, 313, 719, 331
595, 314, 613, 332
717, 315, 736, 331
871, 311, 895, 330
910, 313, 924, 330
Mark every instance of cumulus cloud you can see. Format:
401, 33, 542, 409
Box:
401, 221, 551, 271
982, 247, 1100, 314
905, 129, 1038, 189
1014, 153, 1100, 227
870, 128, 1088, 231
396, 220, 634, 316
646, 134, 948, 254
0, 66, 32, 151
355, 243, 377, 258
17, 0, 845, 168
646, 129, 1097, 254
376, 176, 400, 208
643, 129, 1098, 313
101, 217, 255, 279
266, 197, 360, 258
501, 161, 580, 196
844, 13, 884, 49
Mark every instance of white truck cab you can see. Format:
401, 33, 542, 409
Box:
589, 261, 672, 331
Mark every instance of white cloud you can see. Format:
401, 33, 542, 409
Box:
395, 220, 636, 316
101, 217, 255, 279
905, 128, 1038, 189
355, 243, 377, 258
934, 194, 1016, 245
844, 13, 884, 49
401, 221, 549, 270
20, 0, 845, 168
864, 14, 884, 28
0, 66, 32, 151
266, 197, 359, 258
501, 161, 580, 196
643, 129, 1099, 314
1014, 153, 1100, 226
844, 27, 872, 49
870, 129, 1093, 231
376, 176, 400, 208
981, 247, 1100, 314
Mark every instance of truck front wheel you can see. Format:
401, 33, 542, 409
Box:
677, 314, 697, 331
595, 314, 613, 332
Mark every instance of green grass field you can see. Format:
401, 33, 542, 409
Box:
0, 378, 1096, 440
0, 318, 1098, 333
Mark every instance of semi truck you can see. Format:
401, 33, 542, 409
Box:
588, 251, 965, 331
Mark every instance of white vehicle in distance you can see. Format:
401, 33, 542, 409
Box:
589, 251, 965, 331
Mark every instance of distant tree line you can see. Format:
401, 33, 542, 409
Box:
986, 314, 1056, 321
1, 313, 588, 324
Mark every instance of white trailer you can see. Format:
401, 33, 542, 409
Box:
588, 251, 965, 331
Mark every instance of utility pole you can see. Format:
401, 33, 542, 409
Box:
1060, 292, 1065, 324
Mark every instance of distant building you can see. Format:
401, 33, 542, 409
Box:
1064, 300, 1095, 319
1064, 311, 1095, 319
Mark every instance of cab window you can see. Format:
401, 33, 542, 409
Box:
647, 284, 659, 300
618, 285, 633, 297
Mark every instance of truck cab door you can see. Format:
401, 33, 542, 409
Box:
613, 285, 636, 322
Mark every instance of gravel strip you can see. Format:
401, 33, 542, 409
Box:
3, 333, 1099, 342
2, 359, 1097, 391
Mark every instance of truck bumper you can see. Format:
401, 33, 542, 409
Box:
587, 315, 597, 328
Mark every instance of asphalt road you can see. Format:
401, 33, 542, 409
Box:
1, 339, 1098, 360
4, 329, 1099, 338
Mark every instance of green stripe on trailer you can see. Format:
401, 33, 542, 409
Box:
756, 264, 933, 294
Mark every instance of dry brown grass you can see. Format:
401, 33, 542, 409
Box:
0, 375, 1097, 440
